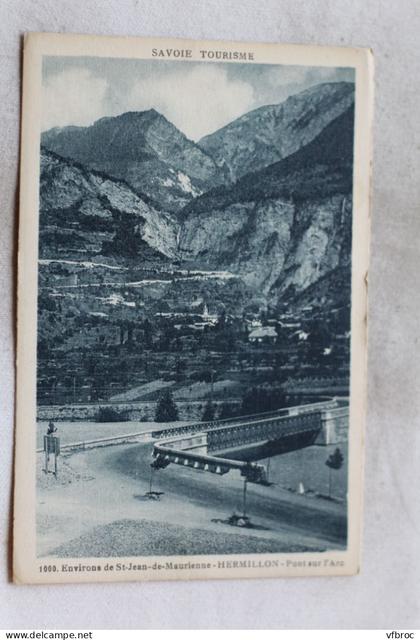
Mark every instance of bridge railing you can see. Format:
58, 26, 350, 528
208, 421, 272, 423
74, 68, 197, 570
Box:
153, 433, 268, 483
35, 429, 154, 453
151, 398, 339, 440
152, 407, 330, 484
207, 411, 324, 452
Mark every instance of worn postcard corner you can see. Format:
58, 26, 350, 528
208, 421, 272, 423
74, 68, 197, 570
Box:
14, 32, 373, 584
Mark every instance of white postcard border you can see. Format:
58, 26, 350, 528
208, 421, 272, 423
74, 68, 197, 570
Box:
14, 32, 373, 584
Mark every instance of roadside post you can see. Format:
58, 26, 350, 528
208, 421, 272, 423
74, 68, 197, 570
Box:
43, 435, 60, 477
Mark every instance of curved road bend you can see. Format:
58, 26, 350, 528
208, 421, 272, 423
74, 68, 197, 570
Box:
112, 443, 347, 548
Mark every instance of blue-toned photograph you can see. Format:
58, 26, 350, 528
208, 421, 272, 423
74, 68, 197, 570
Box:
36, 55, 354, 559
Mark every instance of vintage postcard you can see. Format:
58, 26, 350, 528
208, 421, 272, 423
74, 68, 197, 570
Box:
14, 33, 373, 584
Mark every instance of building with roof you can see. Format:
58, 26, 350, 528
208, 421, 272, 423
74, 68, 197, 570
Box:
248, 326, 278, 344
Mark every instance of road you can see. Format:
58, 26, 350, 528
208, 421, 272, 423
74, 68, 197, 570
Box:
37, 440, 347, 557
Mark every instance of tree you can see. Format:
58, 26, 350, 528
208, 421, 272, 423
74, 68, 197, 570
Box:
155, 390, 179, 422
194, 369, 213, 383
143, 318, 153, 348
218, 403, 236, 420
201, 400, 215, 422
240, 386, 286, 416
95, 406, 128, 423
175, 357, 184, 380
325, 447, 344, 498
216, 307, 227, 330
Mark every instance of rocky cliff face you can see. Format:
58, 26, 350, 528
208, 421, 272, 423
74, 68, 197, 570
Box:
270, 195, 352, 298
39, 149, 178, 260
178, 199, 293, 292
42, 110, 222, 213
179, 106, 354, 303
199, 82, 354, 182
178, 195, 351, 299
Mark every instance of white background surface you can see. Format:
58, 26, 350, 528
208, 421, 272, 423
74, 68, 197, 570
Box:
1, 0, 419, 630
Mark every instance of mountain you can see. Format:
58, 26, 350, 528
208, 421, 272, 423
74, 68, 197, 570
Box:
42, 110, 222, 213
39, 148, 178, 260
40, 88, 355, 309
179, 106, 354, 302
283, 265, 351, 313
41, 84, 354, 214
199, 82, 354, 182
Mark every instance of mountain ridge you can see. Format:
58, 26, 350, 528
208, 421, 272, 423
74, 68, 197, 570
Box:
199, 81, 354, 182
187, 105, 354, 214
178, 106, 354, 301
41, 109, 222, 213
39, 147, 178, 260
40, 84, 355, 309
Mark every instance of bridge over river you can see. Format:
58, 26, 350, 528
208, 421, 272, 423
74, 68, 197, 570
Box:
152, 399, 348, 486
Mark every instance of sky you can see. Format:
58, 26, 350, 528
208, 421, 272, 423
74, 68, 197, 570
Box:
42, 56, 354, 141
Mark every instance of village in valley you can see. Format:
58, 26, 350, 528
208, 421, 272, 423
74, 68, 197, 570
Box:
37, 258, 350, 422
